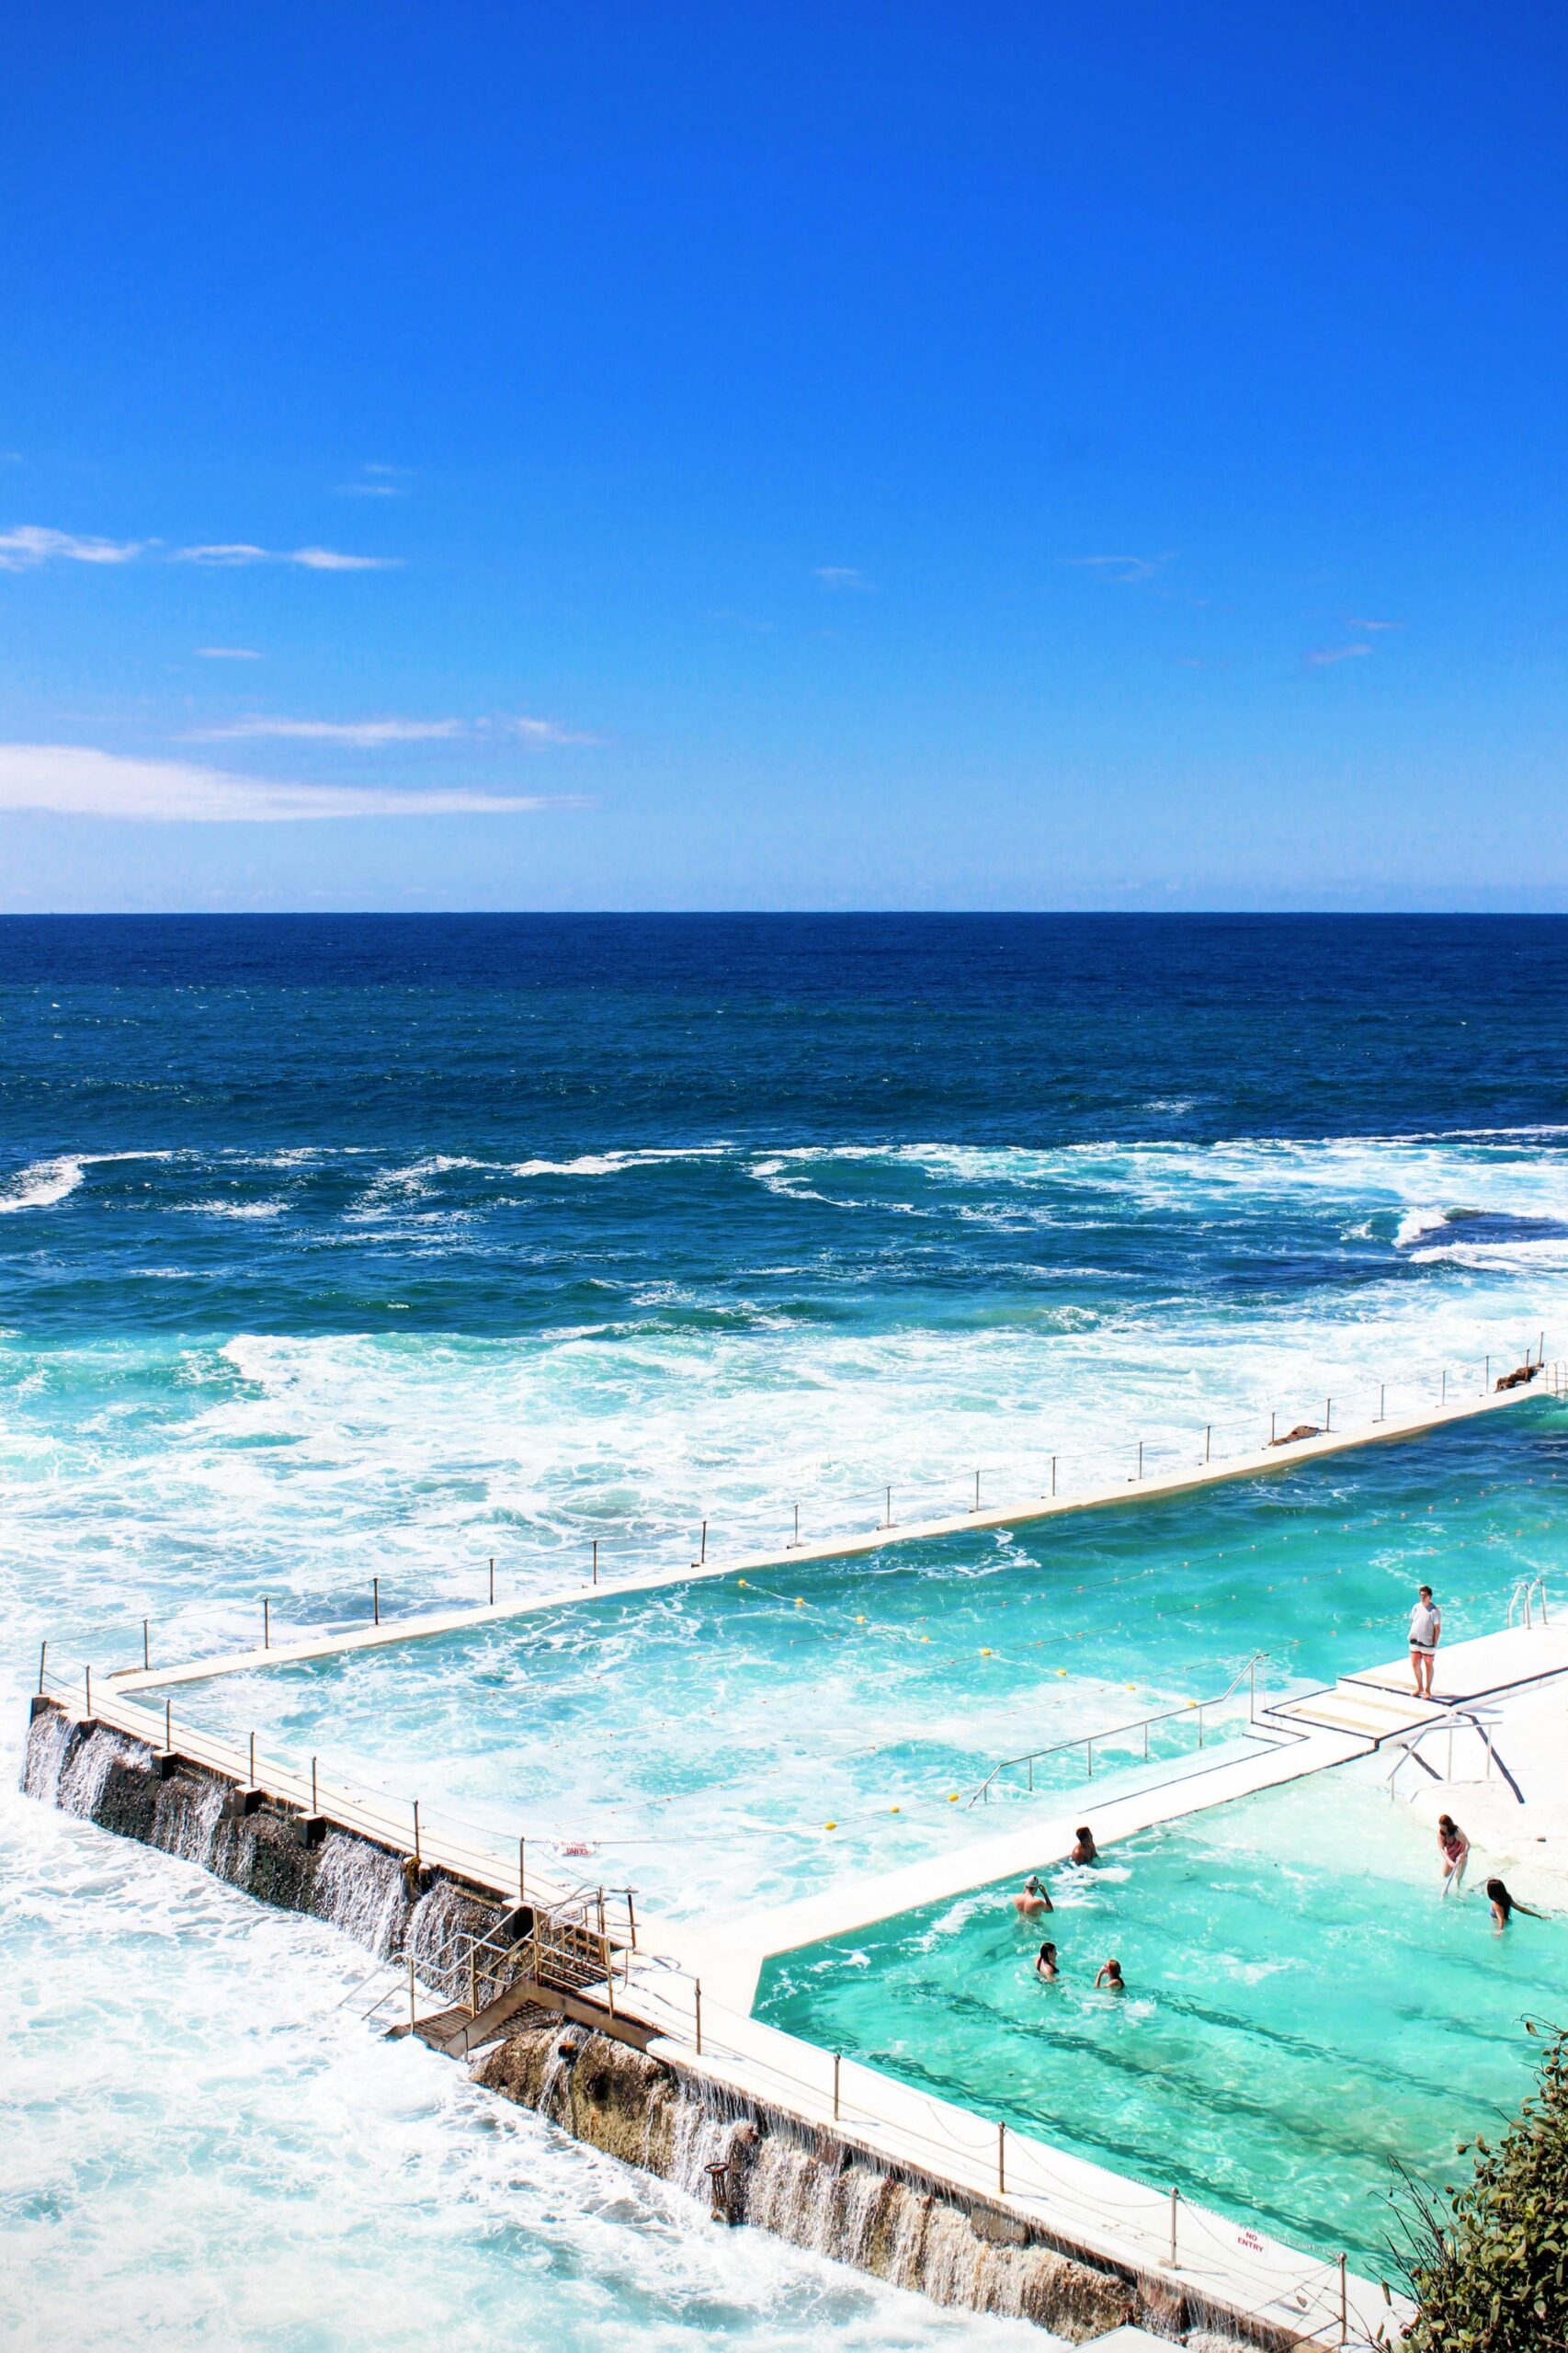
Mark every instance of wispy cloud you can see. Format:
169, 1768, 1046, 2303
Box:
337, 462, 411, 498
1062, 553, 1171, 585
0, 744, 589, 823
195, 647, 262, 661
1347, 617, 1399, 631
172, 543, 401, 570
3, 524, 400, 573
813, 565, 875, 591
1305, 642, 1373, 667
188, 716, 466, 745
185, 711, 598, 748
0, 524, 146, 570
506, 715, 600, 746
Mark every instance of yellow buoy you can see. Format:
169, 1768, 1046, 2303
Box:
948, 1792, 959, 1802
890, 1805, 900, 1813
824, 1820, 837, 1829
794, 1597, 804, 1608
980, 1647, 993, 1656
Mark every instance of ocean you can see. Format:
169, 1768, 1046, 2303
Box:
5, 912, 1568, 2347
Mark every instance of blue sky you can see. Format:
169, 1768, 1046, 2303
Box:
3, 3, 1566, 911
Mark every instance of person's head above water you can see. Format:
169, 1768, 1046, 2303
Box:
1038, 1941, 1057, 1964
1025, 1875, 1040, 1893
1419, 1584, 1433, 1601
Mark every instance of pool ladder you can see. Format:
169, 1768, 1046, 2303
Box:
1508, 1577, 1550, 1629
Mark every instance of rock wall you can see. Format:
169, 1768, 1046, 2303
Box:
22, 1700, 504, 1996
479, 2026, 1270, 2349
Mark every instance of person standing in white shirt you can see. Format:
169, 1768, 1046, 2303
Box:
1408, 1583, 1440, 1698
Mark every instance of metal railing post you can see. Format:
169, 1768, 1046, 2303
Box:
142, 1619, 150, 1671
518, 1836, 526, 1903
263, 1597, 270, 1650
691, 1520, 707, 1568
37, 1640, 46, 1696
789, 1504, 801, 1549
833, 2052, 841, 2120
695, 1978, 703, 2055
85, 1665, 92, 1719
592, 1540, 598, 1586
1169, 2186, 1178, 2267
165, 1698, 172, 1753
413, 1800, 421, 1868
312, 1756, 318, 1813
1339, 2251, 1347, 2343
998, 2120, 1006, 2194
489, 1556, 495, 1605
1204, 1425, 1210, 1462
626, 1886, 636, 1947
249, 1731, 256, 1786
372, 1576, 380, 1626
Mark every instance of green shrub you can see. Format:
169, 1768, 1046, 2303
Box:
1396, 2022, 1568, 2351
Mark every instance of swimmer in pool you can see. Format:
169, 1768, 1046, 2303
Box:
1013, 1874, 1052, 1917
1437, 1813, 1470, 1896
1486, 1877, 1542, 1931
1095, 1958, 1125, 1992
1035, 1941, 1059, 1981
1070, 1826, 1098, 1866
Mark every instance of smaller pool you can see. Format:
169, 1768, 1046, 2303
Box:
755, 1761, 1565, 2273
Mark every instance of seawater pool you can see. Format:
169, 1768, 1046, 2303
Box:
756, 1760, 1566, 2275
165, 1412, 1568, 1924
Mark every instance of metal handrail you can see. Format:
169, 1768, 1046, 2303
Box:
1508, 1577, 1550, 1630
1385, 1708, 1525, 1805
967, 1652, 1270, 1806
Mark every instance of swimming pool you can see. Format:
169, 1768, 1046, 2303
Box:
164, 1412, 1568, 1925
755, 1760, 1564, 2273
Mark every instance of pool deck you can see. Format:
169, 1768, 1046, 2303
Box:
103, 1373, 1547, 1698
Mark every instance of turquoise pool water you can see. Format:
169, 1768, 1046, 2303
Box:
170, 1412, 1567, 1924
756, 1760, 1565, 2273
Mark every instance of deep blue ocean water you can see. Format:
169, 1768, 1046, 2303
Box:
6, 915, 1568, 2347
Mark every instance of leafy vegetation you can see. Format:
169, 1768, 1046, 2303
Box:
1395, 2021, 1568, 2352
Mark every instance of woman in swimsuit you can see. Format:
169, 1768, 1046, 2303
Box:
1095, 1958, 1125, 1992
1035, 1940, 1059, 1981
1437, 1813, 1470, 1896
1486, 1877, 1543, 1931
